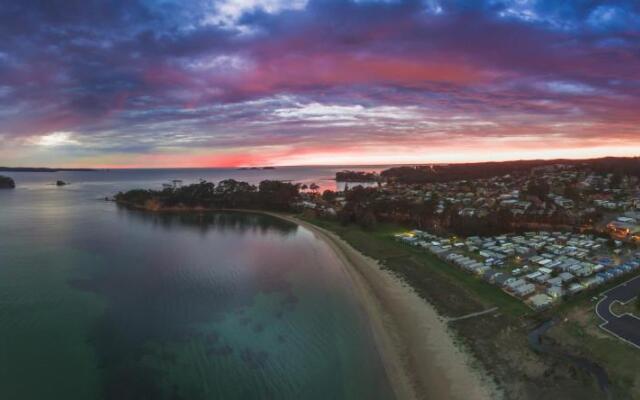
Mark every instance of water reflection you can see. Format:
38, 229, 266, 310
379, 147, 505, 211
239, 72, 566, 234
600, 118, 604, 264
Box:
72, 211, 310, 399
2, 181, 392, 400
115, 206, 298, 236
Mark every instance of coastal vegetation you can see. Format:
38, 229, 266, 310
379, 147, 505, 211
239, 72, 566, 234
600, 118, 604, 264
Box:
114, 179, 300, 212
331, 183, 555, 236
0, 175, 15, 189
545, 292, 640, 399
335, 170, 378, 182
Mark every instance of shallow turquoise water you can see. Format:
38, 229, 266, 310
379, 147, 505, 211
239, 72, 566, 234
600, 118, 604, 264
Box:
0, 172, 393, 399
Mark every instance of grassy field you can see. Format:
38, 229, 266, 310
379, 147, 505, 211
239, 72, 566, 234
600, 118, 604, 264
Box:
540, 263, 640, 399
301, 214, 638, 400
302, 216, 531, 317
548, 303, 640, 399
611, 299, 638, 316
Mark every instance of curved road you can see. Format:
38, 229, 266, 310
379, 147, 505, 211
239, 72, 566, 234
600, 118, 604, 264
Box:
595, 275, 640, 350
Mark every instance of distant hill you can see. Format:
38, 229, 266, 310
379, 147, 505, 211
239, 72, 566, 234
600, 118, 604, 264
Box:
0, 167, 96, 172
380, 156, 640, 184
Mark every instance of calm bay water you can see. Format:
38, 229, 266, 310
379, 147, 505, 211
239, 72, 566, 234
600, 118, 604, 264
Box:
0, 168, 392, 400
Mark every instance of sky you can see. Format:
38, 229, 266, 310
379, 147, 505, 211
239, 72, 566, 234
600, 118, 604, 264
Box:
0, 0, 639, 168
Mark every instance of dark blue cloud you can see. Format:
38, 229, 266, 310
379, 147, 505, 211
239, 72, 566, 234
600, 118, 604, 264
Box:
0, 0, 638, 164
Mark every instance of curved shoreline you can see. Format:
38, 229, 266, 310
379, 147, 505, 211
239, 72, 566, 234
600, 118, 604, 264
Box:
269, 213, 500, 400
113, 204, 500, 399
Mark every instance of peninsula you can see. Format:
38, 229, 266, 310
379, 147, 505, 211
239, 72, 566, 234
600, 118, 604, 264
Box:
335, 170, 379, 182
114, 179, 300, 212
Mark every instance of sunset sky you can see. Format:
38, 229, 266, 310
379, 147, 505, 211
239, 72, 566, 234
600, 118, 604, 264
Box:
1, 0, 639, 168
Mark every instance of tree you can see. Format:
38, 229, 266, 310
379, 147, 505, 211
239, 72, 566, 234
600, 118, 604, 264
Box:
524, 179, 550, 200
257, 180, 300, 211
309, 183, 320, 194
321, 190, 337, 202
564, 185, 581, 201
358, 209, 377, 230
610, 172, 623, 189
115, 179, 303, 211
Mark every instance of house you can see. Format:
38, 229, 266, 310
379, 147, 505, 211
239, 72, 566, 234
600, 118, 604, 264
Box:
506, 279, 526, 291
559, 272, 575, 282
547, 277, 563, 287
459, 208, 476, 217
568, 283, 584, 295
582, 276, 604, 288
515, 283, 536, 297
525, 271, 543, 282
607, 220, 640, 239
483, 270, 500, 282
547, 286, 564, 299
495, 274, 512, 286
534, 273, 551, 284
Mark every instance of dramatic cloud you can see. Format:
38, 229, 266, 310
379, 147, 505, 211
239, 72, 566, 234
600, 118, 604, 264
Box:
0, 0, 639, 167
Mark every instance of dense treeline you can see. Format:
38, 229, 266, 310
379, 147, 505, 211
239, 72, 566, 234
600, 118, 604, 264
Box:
0, 175, 15, 189
114, 179, 300, 212
380, 157, 640, 184
337, 186, 441, 230
335, 185, 592, 235
588, 157, 640, 177
335, 170, 378, 182
380, 161, 549, 184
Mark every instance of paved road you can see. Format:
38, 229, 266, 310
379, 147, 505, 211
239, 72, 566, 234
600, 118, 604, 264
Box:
595, 275, 640, 349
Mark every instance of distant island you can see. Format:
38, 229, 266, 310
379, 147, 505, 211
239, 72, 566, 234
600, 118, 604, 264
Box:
237, 166, 277, 170
335, 170, 378, 182
0, 167, 96, 172
0, 175, 15, 189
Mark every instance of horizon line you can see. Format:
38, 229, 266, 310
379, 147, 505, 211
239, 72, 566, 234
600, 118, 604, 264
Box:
2, 154, 639, 171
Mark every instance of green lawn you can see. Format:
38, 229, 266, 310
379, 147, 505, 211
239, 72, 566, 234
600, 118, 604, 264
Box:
549, 310, 640, 399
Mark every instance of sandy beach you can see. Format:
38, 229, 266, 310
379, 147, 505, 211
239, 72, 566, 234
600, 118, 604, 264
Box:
273, 214, 501, 400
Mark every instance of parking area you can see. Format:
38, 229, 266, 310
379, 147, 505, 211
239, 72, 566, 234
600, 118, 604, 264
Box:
595, 275, 640, 349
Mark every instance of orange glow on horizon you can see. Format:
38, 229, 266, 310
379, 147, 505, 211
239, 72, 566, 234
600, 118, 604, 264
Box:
75, 141, 640, 169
